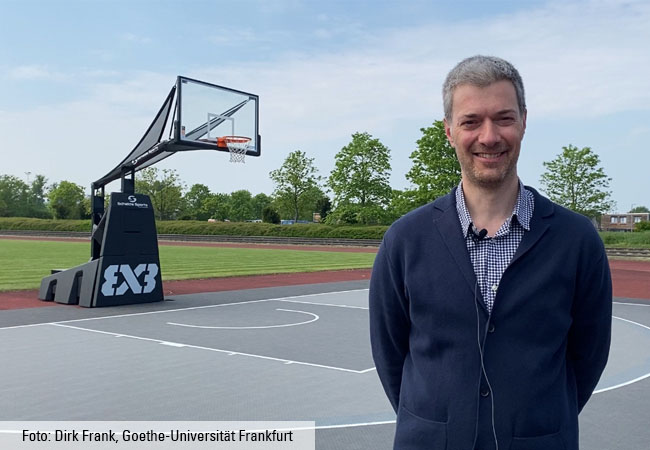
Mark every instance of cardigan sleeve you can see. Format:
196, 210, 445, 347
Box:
369, 238, 411, 413
568, 246, 613, 413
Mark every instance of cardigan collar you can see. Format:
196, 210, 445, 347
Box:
454, 179, 534, 238
432, 185, 554, 313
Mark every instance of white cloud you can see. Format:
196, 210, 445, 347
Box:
120, 32, 152, 44
2, 0, 649, 209
88, 49, 117, 62
627, 126, 650, 138
208, 28, 294, 48
84, 71, 173, 110
6, 65, 64, 81
80, 69, 121, 78
209, 28, 260, 45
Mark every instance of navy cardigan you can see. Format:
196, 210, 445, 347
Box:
369, 187, 612, 450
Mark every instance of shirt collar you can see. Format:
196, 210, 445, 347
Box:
455, 179, 534, 237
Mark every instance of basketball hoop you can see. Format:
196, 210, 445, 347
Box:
221, 136, 251, 163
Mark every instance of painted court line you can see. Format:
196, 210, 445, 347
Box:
0, 289, 369, 330
167, 308, 320, 329
48, 322, 373, 374
0, 299, 269, 331
290, 420, 397, 431
614, 315, 650, 332
594, 372, 650, 394
160, 342, 185, 348
4, 295, 647, 388
613, 301, 650, 307
278, 299, 369, 310
593, 315, 650, 394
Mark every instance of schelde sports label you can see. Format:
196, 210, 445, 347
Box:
116, 195, 149, 208
1, 421, 315, 449
116, 201, 148, 208
116, 202, 149, 208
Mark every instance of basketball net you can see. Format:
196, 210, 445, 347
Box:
224, 136, 251, 163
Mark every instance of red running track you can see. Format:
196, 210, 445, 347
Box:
0, 258, 647, 311
608, 259, 650, 300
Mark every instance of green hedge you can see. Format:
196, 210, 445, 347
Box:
0, 217, 91, 231
0, 217, 388, 240
2, 217, 650, 246
158, 221, 389, 239
599, 231, 650, 248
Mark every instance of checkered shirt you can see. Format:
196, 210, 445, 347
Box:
455, 180, 535, 312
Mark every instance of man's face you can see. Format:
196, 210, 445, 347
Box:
444, 80, 526, 190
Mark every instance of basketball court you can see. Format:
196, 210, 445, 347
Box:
3, 74, 648, 448
1, 278, 649, 449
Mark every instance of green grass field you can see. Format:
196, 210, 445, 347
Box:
0, 239, 376, 292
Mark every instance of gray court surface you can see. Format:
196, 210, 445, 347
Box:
1, 281, 649, 449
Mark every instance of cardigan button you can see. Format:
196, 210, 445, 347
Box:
488, 323, 495, 333
480, 389, 490, 397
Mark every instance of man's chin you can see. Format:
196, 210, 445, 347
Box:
467, 170, 516, 189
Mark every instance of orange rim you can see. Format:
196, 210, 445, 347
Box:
217, 135, 251, 148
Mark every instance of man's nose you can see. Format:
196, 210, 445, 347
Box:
478, 120, 501, 147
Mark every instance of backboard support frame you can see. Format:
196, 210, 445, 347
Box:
41, 75, 263, 307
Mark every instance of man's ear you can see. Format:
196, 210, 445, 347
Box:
444, 118, 455, 147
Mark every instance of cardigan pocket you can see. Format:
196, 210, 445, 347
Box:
394, 406, 447, 449
509, 430, 567, 450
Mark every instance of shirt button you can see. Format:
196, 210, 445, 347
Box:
491, 284, 498, 292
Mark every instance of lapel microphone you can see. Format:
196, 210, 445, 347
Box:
472, 226, 488, 241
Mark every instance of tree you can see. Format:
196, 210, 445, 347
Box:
135, 168, 185, 220
386, 189, 419, 222
327, 132, 392, 224
405, 120, 461, 207
251, 193, 272, 220
270, 150, 322, 221
203, 193, 231, 221
27, 174, 50, 218
540, 145, 614, 218
629, 206, 649, 213
0, 173, 52, 218
184, 183, 213, 220
262, 205, 281, 224
48, 180, 86, 219
314, 194, 332, 221
229, 189, 254, 222
0, 175, 30, 217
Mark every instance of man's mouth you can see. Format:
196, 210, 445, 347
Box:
475, 151, 506, 159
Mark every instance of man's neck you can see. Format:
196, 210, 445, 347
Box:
462, 176, 520, 237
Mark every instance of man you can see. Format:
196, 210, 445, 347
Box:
369, 56, 612, 450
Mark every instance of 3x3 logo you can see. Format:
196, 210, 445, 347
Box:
101, 263, 159, 296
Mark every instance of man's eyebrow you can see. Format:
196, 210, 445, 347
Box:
457, 109, 518, 121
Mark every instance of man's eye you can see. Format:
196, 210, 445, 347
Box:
499, 117, 515, 124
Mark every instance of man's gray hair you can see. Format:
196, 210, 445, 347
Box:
443, 55, 526, 121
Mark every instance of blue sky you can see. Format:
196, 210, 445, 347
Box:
1, 0, 648, 212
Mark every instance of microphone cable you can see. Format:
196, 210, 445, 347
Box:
470, 228, 499, 450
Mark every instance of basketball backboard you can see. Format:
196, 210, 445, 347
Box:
176, 76, 260, 157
